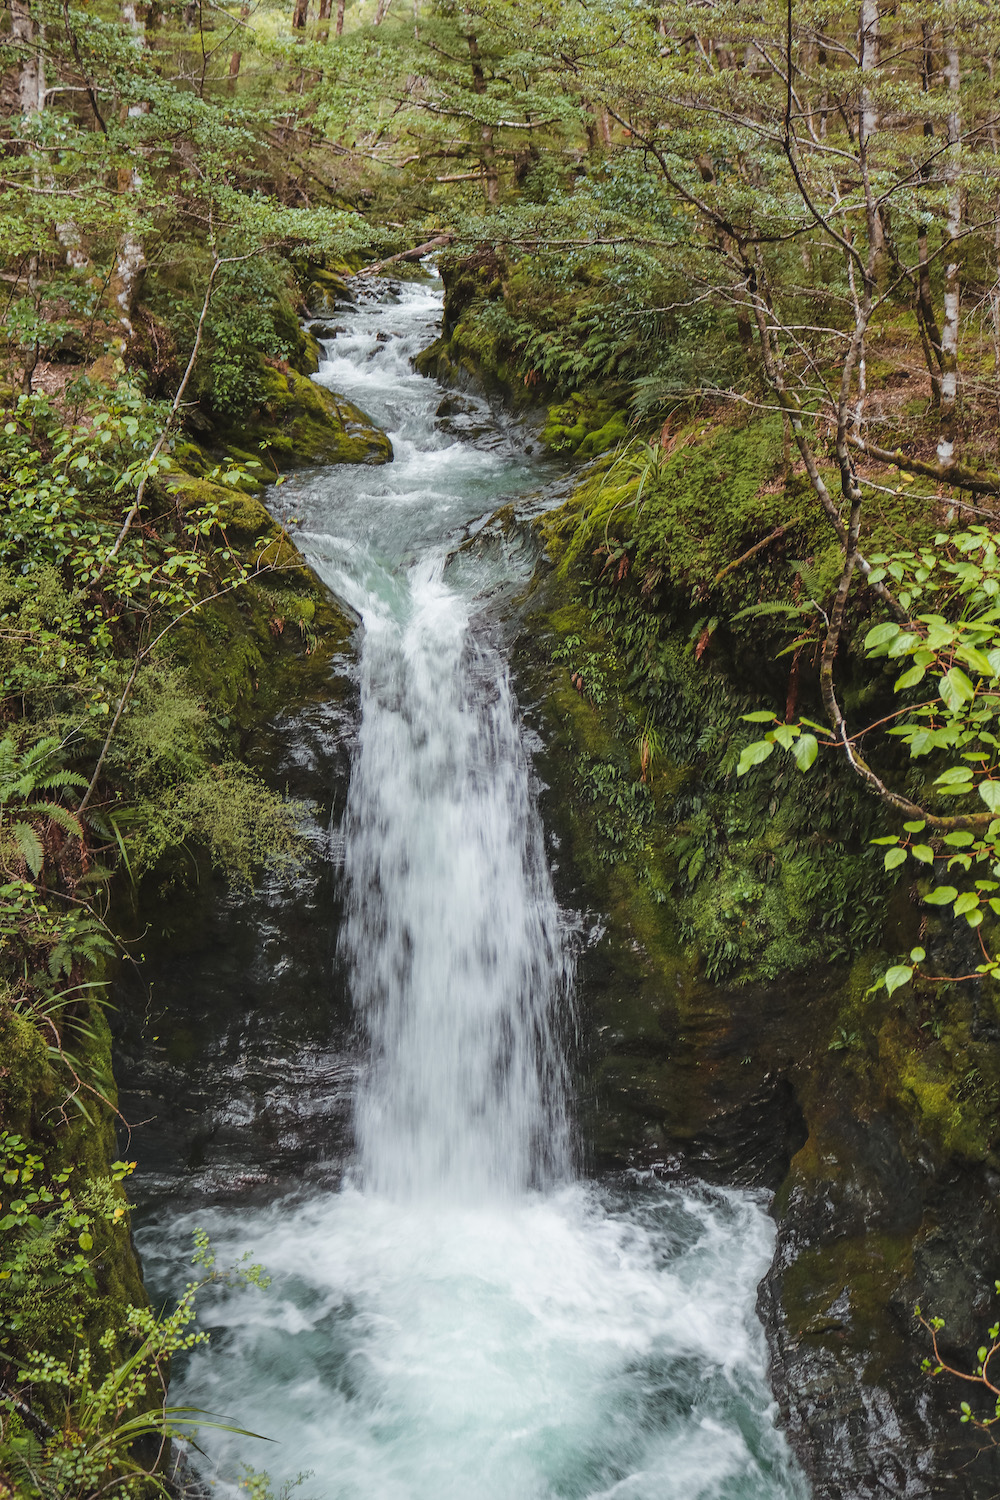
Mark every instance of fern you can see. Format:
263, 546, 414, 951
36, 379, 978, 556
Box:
13, 822, 44, 878
789, 558, 829, 602
28, 802, 85, 839
730, 600, 811, 622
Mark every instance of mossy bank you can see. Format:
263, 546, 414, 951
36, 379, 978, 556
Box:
445, 401, 998, 1493
0, 272, 385, 1478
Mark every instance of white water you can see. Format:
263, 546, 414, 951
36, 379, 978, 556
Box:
142, 279, 807, 1500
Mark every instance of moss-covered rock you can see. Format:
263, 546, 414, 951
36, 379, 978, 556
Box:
160, 464, 355, 725
0, 976, 148, 1394
541, 393, 630, 457
302, 266, 355, 316
297, 328, 324, 376
413, 250, 534, 404
212, 360, 392, 471
512, 424, 1000, 1497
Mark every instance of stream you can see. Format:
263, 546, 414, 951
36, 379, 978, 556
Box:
125, 278, 809, 1500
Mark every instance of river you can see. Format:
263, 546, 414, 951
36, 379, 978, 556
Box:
128, 277, 808, 1500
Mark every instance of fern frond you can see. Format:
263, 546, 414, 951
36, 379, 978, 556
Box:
730, 601, 811, 622
13, 821, 44, 878
29, 802, 84, 839
790, 559, 826, 600
36, 769, 88, 791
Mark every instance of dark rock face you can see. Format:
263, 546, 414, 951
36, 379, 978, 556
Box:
509, 574, 1000, 1500
212, 363, 393, 469
761, 1148, 1000, 1498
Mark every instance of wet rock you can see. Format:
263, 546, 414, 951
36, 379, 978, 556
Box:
433, 391, 495, 442
684, 1074, 808, 1189
510, 552, 1000, 1500
436, 395, 473, 418
213, 362, 393, 469
304, 267, 356, 316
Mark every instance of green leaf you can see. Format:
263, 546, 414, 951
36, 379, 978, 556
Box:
957, 644, 997, 677
954, 891, 980, 916
940, 666, 976, 712
911, 844, 934, 864
793, 733, 818, 771
77, 1231, 93, 1252
884, 847, 907, 870
924, 886, 958, 905
742, 711, 777, 723
865, 622, 901, 651
903, 820, 926, 833
772, 724, 796, 750
736, 739, 775, 776
12, 822, 43, 879
935, 765, 974, 786
910, 947, 927, 963
894, 664, 926, 692
980, 782, 1000, 812
885, 965, 913, 995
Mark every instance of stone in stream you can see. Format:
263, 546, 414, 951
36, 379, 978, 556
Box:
211, 361, 393, 469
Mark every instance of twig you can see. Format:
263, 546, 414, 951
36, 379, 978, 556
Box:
714, 517, 802, 584
82, 253, 223, 601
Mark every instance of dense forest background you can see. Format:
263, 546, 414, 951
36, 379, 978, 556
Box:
7, 0, 1000, 1492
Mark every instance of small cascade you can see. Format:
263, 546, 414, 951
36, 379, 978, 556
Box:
138, 276, 808, 1500
342, 555, 572, 1200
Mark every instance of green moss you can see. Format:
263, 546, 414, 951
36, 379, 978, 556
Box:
541, 394, 630, 457
780, 1232, 914, 1358
163, 457, 352, 725
0, 1000, 48, 1126
297, 329, 324, 375
875, 1004, 1000, 1162
212, 360, 393, 470
0, 979, 148, 1382
302, 266, 353, 315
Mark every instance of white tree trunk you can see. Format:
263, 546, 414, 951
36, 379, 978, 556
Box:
858, 0, 884, 259
938, 9, 961, 464
112, 2, 150, 345
11, 0, 45, 115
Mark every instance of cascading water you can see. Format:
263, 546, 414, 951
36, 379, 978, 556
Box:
342, 565, 571, 1200
138, 277, 809, 1500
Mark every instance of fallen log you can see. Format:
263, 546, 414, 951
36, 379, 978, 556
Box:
353, 234, 453, 276
848, 433, 1000, 497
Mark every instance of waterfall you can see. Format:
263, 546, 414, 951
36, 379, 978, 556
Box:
342, 557, 571, 1200
136, 277, 809, 1500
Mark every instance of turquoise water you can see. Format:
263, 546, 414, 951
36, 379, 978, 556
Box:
137, 278, 809, 1500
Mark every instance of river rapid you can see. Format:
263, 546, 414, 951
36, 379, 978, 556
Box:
131, 278, 808, 1500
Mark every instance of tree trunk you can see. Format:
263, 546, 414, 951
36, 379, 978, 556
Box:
336, 0, 345, 35
465, 26, 498, 205
317, 0, 331, 41
12, 0, 44, 393
858, 0, 884, 263
938, 6, 961, 465
916, 23, 943, 404
12, 0, 45, 115
374, 0, 393, 20
229, 2, 250, 83
112, 2, 150, 347
989, 59, 1000, 392
292, 0, 309, 29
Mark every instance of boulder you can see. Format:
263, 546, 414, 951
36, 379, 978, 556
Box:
214, 361, 392, 470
